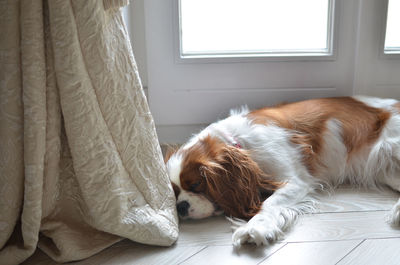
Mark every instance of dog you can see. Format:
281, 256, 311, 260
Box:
165, 96, 400, 247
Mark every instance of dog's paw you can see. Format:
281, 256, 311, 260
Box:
387, 201, 400, 226
231, 215, 282, 248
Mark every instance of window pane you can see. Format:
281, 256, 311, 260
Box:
180, 0, 331, 57
385, 0, 400, 52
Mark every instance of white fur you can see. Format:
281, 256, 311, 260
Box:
167, 153, 183, 186
353, 95, 398, 110
177, 190, 217, 219
167, 96, 400, 247
316, 119, 348, 184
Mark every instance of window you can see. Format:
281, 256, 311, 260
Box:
384, 0, 400, 54
143, 0, 400, 143
179, 0, 334, 58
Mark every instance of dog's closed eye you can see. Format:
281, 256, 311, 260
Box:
190, 180, 202, 192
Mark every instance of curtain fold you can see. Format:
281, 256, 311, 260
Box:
0, 0, 178, 264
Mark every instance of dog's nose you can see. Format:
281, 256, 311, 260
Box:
177, 201, 190, 217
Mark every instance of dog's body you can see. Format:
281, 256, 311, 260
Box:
166, 96, 400, 247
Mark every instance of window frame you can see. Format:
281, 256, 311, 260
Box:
173, 0, 340, 63
380, 0, 400, 59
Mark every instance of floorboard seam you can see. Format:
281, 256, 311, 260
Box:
256, 243, 288, 265
177, 246, 208, 265
334, 239, 365, 265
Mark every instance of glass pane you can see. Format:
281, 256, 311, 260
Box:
180, 0, 331, 56
385, 0, 400, 52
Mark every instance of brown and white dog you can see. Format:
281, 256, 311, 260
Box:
166, 96, 400, 247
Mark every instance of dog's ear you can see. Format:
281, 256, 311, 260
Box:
164, 145, 179, 163
201, 145, 282, 220
171, 182, 181, 198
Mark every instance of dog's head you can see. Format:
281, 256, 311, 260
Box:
166, 135, 281, 220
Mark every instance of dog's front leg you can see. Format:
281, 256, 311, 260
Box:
232, 178, 317, 247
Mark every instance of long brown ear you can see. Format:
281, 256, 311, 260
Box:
201, 145, 282, 220
164, 144, 179, 163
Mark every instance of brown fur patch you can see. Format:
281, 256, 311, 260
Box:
171, 182, 181, 198
247, 97, 391, 173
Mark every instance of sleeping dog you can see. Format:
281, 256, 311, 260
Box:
166, 96, 400, 247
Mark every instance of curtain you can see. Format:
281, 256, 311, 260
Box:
0, 0, 178, 264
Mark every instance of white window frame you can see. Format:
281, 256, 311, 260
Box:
173, 0, 340, 63
380, 0, 400, 59
353, 0, 400, 100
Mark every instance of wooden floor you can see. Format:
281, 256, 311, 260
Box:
24, 187, 400, 265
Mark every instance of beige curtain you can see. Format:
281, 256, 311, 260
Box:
0, 0, 178, 264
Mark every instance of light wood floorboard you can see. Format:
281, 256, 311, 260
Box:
284, 210, 400, 243
23, 187, 400, 265
260, 240, 362, 265
337, 238, 400, 265
316, 187, 398, 213
180, 243, 285, 265
73, 243, 205, 265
